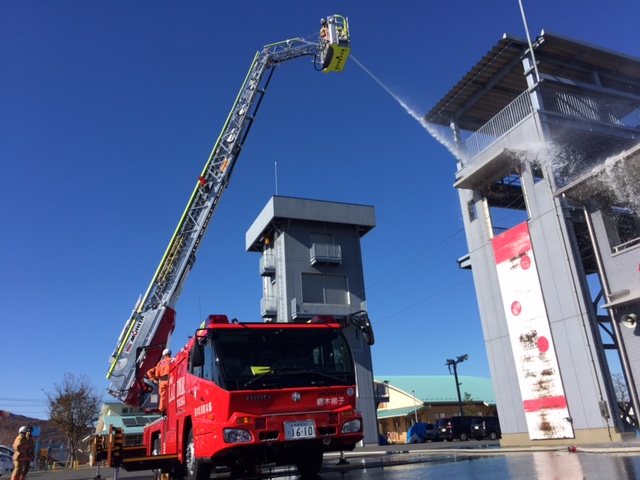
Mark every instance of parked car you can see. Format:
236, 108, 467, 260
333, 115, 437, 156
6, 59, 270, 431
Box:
436, 416, 483, 441
0, 447, 12, 458
423, 423, 439, 442
0, 452, 13, 477
471, 416, 501, 440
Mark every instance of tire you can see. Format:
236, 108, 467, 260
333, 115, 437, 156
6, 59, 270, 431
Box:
459, 432, 469, 441
295, 449, 323, 477
184, 428, 211, 480
489, 431, 498, 441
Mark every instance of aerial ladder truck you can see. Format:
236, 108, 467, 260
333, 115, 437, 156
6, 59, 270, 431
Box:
106, 14, 353, 410
99, 15, 375, 479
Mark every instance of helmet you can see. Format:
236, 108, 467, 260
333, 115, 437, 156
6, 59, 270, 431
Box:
19, 426, 28, 434
162, 348, 171, 357
321, 18, 327, 25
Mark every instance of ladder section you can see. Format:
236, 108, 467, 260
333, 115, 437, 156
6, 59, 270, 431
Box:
106, 36, 339, 408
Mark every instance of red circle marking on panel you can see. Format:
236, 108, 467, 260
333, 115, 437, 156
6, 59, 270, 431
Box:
520, 255, 531, 270
511, 301, 522, 316
538, 336, 549, 353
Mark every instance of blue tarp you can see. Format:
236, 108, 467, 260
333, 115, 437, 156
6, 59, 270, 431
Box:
406, 422, 428, 443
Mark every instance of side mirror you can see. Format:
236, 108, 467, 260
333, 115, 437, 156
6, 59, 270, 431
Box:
362, 320, 375, 346
344, 311, 375, 346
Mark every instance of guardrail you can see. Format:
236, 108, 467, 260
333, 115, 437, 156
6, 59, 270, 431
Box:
463, 91, 533, 158
462, 86, 640, 159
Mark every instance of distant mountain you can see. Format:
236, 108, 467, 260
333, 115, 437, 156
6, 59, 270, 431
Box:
0, 414, 66, 448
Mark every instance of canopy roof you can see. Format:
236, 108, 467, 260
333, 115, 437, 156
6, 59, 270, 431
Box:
426, 31, 640, 131
376, 375, 495, 404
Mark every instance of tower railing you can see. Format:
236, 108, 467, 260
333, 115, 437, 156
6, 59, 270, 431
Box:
541, 88, 640, 127
463, 91, 533, 159
462, 85, 640, 160
310, 243, 342, 265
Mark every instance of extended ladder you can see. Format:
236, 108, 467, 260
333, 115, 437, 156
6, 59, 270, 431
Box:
106, 17, 351, 408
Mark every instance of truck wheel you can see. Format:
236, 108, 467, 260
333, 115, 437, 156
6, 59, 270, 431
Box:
459, 432, 469, 441
489, 431, 498, 441
185, 428, 211, 480
295, 449, 323, 476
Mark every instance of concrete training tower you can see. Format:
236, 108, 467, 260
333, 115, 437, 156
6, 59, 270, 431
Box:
426, 31, 640, 446
246, 195, 379, 444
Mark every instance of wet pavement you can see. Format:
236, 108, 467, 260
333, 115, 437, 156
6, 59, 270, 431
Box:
24, 440, 640, 480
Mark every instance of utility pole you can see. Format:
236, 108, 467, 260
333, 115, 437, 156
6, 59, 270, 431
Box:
445, 354, 468, 418
411, 390, 418, 424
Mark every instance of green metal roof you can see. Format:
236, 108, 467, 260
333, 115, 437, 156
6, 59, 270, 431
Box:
97, 414, 162, 435
377, 405, 427, 419
375, 375, 496, 404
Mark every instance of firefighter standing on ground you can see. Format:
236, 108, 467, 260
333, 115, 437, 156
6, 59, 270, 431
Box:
11, 426, 35, 480
147, 348, 172, 413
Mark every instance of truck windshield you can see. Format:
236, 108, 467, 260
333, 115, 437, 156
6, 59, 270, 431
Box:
210, 327, 355, 391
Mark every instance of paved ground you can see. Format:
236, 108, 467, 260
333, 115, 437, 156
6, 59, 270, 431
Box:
24, 439, 640, 480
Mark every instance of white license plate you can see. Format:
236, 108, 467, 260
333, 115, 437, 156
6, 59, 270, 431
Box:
285, 421, 316, 440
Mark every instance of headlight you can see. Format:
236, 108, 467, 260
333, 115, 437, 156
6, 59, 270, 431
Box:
223, 428, 252, 443
341, 419, 362, 434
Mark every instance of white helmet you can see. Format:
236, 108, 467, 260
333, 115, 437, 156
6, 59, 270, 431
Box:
162, 348, 171, 357
19, 426, 28, 434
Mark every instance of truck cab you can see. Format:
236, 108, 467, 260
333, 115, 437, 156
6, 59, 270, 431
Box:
142, 315, 363, 479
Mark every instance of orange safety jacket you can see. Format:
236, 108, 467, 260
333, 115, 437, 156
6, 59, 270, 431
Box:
147, 356, 172, 381
12, 434, 35, 462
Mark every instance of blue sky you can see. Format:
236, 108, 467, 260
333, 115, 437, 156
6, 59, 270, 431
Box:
2, 1, 639, 420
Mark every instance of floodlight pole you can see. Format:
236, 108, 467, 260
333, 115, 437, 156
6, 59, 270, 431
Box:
446, 354, 468, 418
518, 0, 541, 83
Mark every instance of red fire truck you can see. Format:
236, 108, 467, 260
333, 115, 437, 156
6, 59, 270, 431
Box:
96, 15, 375, 479
140, 314, 367, 478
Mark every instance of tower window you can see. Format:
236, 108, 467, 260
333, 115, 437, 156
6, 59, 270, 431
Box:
302, 273, 349, 304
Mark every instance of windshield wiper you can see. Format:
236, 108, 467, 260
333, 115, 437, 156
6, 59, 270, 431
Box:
243, 366, 294, 388
243, 367, 346, 388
